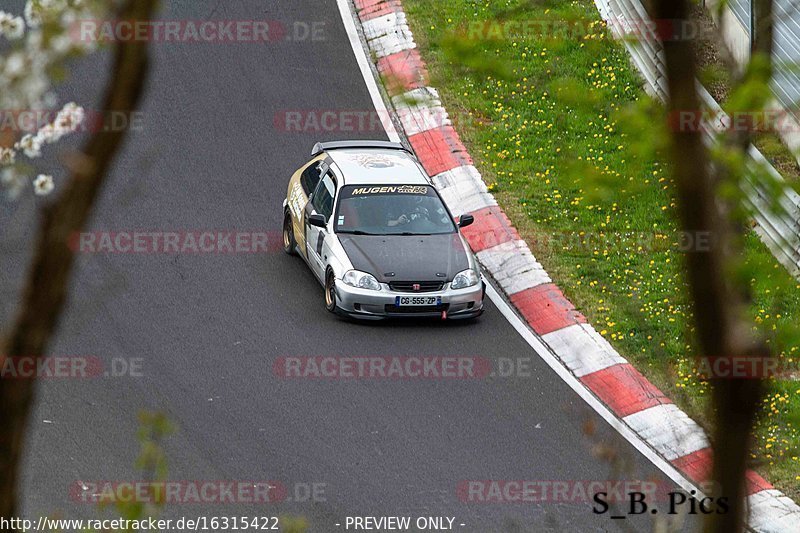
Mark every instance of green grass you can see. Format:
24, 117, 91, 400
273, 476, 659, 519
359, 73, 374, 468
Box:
402, 0, 800, 496
754, 132, 800, 182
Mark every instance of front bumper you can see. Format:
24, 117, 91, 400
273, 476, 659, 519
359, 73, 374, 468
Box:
334, 279, 486, 320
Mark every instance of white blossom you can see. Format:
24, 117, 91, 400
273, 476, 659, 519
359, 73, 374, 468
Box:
0, 12, 26, 40
1, 1, 106, 201
4, 52, 27, 77
35, 123, 56, 143
41, 102, 84, 142
50, 34, 72, 54
16, 134, 43, 158
33, 173, 54, 195
56, 101, 84, 131
25, 0, 71, 28
1, 168, 27, 200
0, 147, 16, 165
24, 1, 43, 29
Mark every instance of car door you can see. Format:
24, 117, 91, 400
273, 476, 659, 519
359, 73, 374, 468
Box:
289, 158, 326, 258
304, 170, 336, 281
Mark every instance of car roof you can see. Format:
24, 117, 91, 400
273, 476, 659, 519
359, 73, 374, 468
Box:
326, 148, 431, 186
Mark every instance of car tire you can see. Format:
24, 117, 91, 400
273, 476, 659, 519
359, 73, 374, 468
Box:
283, 212, 296, 255
325, 270, 339, 314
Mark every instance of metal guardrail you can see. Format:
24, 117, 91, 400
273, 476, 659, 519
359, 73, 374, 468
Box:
728, 0, 800, 110
594, 0, 800, 279
728, 0, 752, 29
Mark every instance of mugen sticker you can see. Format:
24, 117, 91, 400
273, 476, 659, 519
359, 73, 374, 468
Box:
350, 185, 429, 195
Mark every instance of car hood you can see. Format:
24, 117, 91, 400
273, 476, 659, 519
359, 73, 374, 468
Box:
337, 233, 471, 283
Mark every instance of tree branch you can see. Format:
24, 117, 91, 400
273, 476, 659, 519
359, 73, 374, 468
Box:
0, 0, 158, 521
650, 1, 771, 532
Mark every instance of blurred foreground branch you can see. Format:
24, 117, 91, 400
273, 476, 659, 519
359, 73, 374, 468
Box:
0, 0, 158, 521
650, 0, 773, 532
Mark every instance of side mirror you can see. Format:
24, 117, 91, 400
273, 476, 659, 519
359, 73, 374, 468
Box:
308, 214, 327, 228
458, 214, 475, 228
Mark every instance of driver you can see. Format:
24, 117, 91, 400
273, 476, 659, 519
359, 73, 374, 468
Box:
387, 195, 429, 227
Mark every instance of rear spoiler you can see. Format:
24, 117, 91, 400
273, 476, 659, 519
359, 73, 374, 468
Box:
311, 140, 410, 157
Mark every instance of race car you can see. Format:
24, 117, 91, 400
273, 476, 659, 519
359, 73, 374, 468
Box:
282, 140, 485, 320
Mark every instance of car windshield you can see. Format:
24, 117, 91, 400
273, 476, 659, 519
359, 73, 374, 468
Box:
334, 185, 457, 236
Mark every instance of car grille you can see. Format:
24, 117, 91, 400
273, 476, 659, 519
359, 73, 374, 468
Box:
388, 281, 445, 293
384, 303, 450, 314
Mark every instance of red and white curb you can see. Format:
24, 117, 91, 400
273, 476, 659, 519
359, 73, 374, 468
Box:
349, 0, 800, 530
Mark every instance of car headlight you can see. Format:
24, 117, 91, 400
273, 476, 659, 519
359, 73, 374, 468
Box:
451, 268, 479, 290
342, 270, 382, 291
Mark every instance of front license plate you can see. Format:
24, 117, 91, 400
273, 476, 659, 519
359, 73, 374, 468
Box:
395, 296, 441, 306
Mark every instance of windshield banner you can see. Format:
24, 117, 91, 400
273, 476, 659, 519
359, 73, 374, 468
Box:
346, 185, 431, 196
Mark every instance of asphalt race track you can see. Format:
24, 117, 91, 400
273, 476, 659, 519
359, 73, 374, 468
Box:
0, 1, 700, 531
